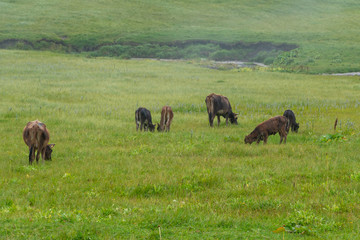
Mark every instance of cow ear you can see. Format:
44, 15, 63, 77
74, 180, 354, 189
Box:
49, 144, 55, 148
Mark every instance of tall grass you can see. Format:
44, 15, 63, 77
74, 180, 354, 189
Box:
0, 50, 360, 239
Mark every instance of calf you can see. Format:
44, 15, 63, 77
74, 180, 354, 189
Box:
283, 109, 299, 133
135, 107, 155, 132
23, 120, 55, 164
157, 106, 174, 132
244, 116, 289, 145
205, 93, 238, 127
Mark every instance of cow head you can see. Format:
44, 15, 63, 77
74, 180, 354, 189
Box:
229, 113, 238, 125
156, 123, 163, 132
293, 123, 300, 133
148, 123, 156, 132
44, 144, 55, 160
244, 134, 257, 144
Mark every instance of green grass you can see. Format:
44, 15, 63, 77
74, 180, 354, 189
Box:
1, 0, 360, 73
1, 50, 360, 238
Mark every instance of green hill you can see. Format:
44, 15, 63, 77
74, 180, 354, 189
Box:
1, 0, 360, 72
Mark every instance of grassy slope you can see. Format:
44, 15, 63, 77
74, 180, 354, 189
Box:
1, 50, 360, 239
1, 0, 360, 72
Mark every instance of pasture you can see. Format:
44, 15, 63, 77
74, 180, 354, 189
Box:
0, 50, 360, 239
1, 0, 360, 73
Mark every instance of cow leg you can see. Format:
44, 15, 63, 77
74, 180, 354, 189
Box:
41, 148, 46, 163
164, 116, 168, 132
263, 134, 268, 145
217, 115, 221, 126
256, 135, 262, 144
279, 129, 287, 144
208, 113, 214, 127
136, 122, 139, 131
225, 116, 229, 126
29, 146, 34, 165
281, 132, 287, 144
36, 148, 41, 163
140, 122, 144, 131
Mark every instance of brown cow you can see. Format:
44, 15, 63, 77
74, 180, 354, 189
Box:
157, 106, 174, 132
23, 120, 55, 164
205, 93, 238, 127
244, 116, 289, 145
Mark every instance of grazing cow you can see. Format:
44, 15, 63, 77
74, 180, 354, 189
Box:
135, 107, 155, 132
157, 106, 174, 132
205, 93, 238, 127
244, 116, 289, 145
23, 120, 55, 164
283, 109, 299, 133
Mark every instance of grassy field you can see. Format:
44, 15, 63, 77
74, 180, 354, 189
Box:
1, 0, 360, 73
1, 50, 360, 239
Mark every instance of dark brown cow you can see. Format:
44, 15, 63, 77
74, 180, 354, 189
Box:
23, 120, 55, 164
135, 107, 155, 132
283, 109, 299, 133
157, 106, 174, 132
244, 116, 289, 145
205, 93, 238, 127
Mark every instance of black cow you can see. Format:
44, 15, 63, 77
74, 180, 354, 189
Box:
205, 93, 238, 127
283, 109, 299, 133
135, 107, 155, 132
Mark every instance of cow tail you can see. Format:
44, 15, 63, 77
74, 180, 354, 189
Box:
206, 96, 213, 114
285, 118, 290, 133
206, 96, 213, 124
160, 109, 165, 130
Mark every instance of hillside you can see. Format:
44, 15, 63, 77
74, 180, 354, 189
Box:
1, 0, 360, 72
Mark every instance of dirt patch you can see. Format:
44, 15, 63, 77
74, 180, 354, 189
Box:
329, 72, 360, 76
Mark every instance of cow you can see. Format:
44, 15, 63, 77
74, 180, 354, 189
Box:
23, 120, 55, 165
244, 116, 289, 145
283, 109, 299, 133
157, 106, 174, 132
135, 107, 155, 132
205, 93, 238, 127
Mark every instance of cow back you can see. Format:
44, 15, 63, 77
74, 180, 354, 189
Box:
206, 93, 232, 114
23, 120, 50, 148
136, 107, 152, 123
160, 106, 173, 130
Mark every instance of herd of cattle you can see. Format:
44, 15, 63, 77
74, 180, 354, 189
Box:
23, 93, 299, 164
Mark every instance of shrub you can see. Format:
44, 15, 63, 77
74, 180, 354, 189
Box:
97, 45, 130, 57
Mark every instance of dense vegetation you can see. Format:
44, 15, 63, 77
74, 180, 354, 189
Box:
1, 50, 359, 239
1, 0, 360, 73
